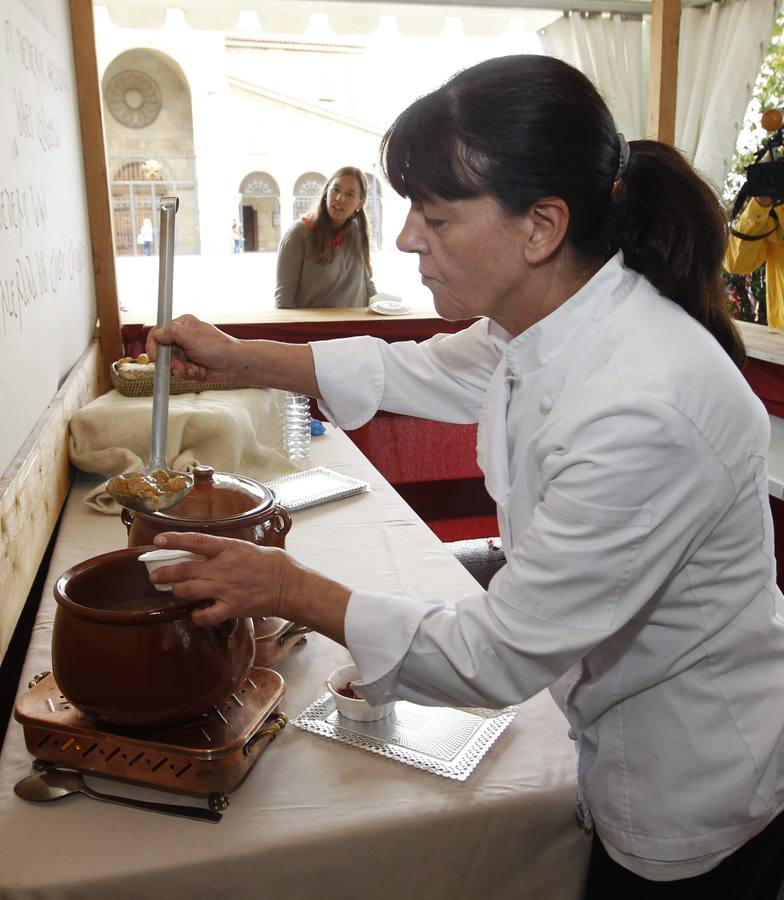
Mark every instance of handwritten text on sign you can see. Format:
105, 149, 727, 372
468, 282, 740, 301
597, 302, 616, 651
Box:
0, 0, 96, 476
0, 13, 88, 342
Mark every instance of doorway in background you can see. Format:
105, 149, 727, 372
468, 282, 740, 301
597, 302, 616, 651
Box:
239, 172, 281, 252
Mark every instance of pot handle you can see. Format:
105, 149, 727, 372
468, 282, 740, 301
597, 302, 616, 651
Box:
216, 617, 238, 640
278, 622, 311, 646
121, 507, 134, 533
270, 506, 292, 546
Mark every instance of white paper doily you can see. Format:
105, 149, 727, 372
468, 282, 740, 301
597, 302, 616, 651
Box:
292, 693, 518, 781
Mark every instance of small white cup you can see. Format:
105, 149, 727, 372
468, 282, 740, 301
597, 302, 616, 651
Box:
138, 549, 205, 592
326, 663, 395, 722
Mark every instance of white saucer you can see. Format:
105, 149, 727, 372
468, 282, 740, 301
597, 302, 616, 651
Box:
369, 295, 411, 316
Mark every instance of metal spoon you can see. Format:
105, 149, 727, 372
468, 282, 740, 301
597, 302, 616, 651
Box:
106, 196, 194, 513
14, 769, 222, 823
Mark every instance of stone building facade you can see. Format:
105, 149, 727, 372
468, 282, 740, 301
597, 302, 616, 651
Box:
93, 4, 551, 257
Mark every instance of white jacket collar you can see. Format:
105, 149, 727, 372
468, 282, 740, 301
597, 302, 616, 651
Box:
488, 252, 636, 377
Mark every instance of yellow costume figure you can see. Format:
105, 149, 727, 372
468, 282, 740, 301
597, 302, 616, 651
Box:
724, 198, 784, 329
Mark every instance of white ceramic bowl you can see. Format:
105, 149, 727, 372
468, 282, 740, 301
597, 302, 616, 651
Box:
138, 548, 205, 592
327, 663, 395, 722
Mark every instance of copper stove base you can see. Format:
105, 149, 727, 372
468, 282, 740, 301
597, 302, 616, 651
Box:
253, 617, 310, 667
14, 668, 286, 806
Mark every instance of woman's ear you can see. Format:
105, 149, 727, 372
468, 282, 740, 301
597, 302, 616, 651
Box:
522, 198, 570, 264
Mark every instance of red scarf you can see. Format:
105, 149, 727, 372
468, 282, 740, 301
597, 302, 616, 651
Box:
302, 215, 347, 248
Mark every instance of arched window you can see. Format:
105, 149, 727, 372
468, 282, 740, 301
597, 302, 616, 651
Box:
114, 159, 165, 182
110, 159, 171, 258
293, 172, 326, 221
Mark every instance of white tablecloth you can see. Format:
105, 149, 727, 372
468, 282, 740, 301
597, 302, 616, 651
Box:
0, 425, 590, 899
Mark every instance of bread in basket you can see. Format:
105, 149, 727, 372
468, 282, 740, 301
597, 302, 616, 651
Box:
111, 355, 241, 397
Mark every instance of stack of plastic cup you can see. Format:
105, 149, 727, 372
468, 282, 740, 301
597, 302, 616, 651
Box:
281, 392, 311, 461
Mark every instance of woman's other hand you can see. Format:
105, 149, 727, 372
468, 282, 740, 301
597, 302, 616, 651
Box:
149, 531, 350, 645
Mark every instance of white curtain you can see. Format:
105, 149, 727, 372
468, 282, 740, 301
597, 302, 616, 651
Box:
539, 0, 778, 191
679, 0, 778, 189
539, 11, 649, 141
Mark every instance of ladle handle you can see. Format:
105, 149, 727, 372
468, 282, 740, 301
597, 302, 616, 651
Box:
80, 782, 223, 823
150, 196, 179, 469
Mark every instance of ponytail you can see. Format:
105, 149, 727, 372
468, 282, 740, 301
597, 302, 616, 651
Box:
611, 141, 745, 369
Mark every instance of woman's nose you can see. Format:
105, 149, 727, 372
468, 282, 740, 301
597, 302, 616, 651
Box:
396, 208, 427, 254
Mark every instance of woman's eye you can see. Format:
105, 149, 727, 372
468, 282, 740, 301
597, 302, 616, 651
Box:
424, 216, 447, 230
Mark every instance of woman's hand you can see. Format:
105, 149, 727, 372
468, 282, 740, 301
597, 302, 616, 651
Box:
145, 314, 247, 382
149, 531, 350, 645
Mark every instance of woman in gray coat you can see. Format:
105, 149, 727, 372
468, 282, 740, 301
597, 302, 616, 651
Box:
274, 166, 376, 308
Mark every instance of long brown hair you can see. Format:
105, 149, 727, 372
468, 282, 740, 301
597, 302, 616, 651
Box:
305, 166, 373, 276
380, 55, 744, 369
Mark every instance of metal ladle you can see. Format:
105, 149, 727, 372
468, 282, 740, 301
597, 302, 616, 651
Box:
14, 769, 222, 823
106, 196, 194, 513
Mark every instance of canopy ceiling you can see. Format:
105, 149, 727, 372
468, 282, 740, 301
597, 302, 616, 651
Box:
97, 0, 717, 34
95, 0, 771, 189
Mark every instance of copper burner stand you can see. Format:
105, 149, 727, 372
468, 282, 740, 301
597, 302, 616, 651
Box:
253, 616, 310, 667
15, 668, 287, 811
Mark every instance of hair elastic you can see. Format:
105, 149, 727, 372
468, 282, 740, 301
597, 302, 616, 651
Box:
615, 133, 630, 181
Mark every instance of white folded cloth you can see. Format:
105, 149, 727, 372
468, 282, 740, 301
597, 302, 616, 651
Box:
69, 388, 297, 514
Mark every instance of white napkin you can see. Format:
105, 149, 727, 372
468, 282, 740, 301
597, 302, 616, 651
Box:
69, 388, 298, 514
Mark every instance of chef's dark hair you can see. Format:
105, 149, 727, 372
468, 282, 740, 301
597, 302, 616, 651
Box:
381, 54, 744, 369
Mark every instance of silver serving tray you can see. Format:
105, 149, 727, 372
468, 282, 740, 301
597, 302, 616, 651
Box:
292, 693, 517, 781
265, 466, 369, 512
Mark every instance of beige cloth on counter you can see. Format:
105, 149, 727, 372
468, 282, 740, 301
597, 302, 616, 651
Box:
69, 388, 298, 513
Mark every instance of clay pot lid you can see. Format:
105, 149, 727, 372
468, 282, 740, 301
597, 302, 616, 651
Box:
139, 465, 276, 524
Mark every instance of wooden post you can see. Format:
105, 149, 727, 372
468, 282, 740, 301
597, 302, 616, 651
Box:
68, 0, 124, 370
647, 0, 681, 144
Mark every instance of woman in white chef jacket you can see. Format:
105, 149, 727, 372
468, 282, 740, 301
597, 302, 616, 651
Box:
146, 56, 784, 898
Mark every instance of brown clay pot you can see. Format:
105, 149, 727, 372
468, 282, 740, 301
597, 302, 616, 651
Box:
52, 547, 256, 728
122, 464, 291, 549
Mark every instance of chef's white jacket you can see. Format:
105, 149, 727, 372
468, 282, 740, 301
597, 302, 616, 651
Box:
311, 253, 784, 879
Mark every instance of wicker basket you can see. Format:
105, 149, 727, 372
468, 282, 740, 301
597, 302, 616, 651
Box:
110, 362, 241, 397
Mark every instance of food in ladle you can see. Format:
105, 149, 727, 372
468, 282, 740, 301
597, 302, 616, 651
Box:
107, 469, 189, 509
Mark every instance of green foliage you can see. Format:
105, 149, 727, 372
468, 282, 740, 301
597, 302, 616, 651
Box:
723, 269, 766, 324
725, 14, 784, 203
